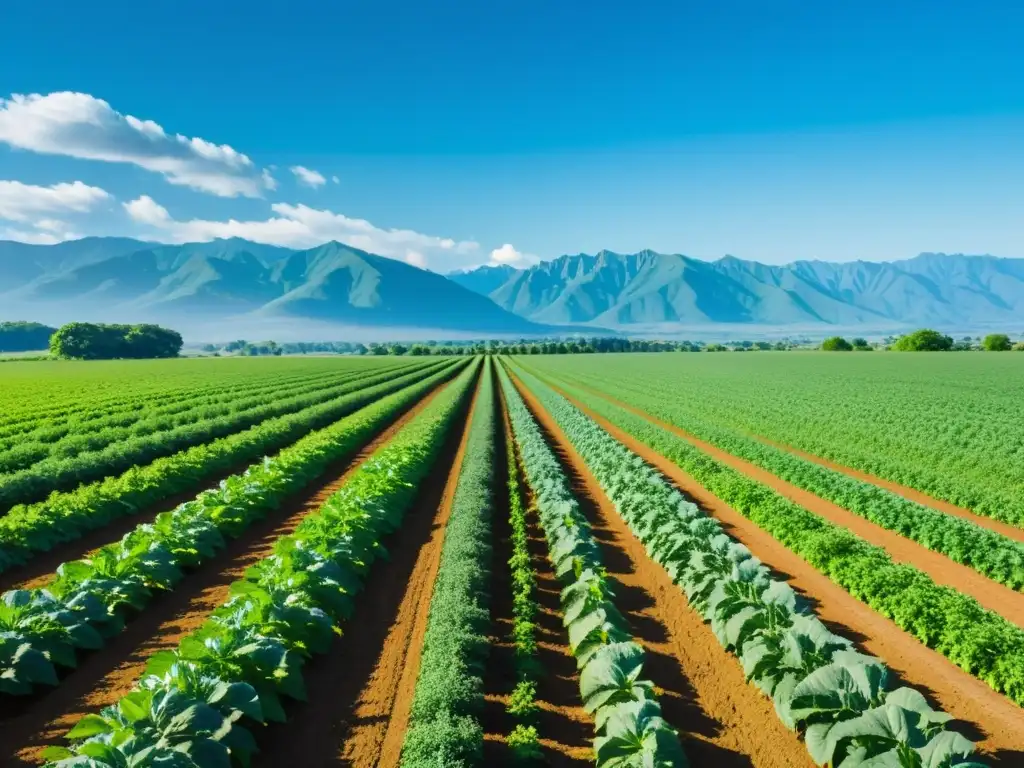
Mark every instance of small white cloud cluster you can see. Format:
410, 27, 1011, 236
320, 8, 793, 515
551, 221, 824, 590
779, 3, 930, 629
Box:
0, 179, 110, 243
290, 165, 327, 188
489, 243, 536, 267
123, 195, 480, 269
0, 92, 273, 197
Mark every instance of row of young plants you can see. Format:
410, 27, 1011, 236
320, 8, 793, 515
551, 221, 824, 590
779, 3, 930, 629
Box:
0, 360, 467, 698
0, 360, 364, 434
42, 361, 481, 767
401, 360, 496, 764
539, 369, 1024, 591
509, 363, 984, 768
0, 363, 391, 468
0, 359, 463, 575
539, 361, 1024, 529
498, 365, 688, 768
0, 360, 443, 510
501, 407, 545, 760
0, 362, 392, 452
533, 371, 1024, 711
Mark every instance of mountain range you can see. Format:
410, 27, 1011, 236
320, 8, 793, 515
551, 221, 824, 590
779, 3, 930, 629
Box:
449, 250, 1024, 330
1, 237, 1022, 339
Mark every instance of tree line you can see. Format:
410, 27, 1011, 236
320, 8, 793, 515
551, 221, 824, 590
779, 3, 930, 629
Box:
822, 329, 1024, 351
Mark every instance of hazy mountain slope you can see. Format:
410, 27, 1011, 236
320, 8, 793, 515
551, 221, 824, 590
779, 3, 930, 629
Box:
262, 242, 543, 331
454, 250, 1024, 328
445, 263, 517, 296
0, 237, 551, 335
0, 237, 151, 291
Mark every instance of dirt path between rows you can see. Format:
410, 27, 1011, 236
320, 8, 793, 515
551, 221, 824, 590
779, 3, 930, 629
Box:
0, 364, 453, 594
253, 372, 480, 767
511, 373, 813, 768
752, 435, 1024, 544
0, 377, 457, 766
539, 379, 1024, 765
546, 378, 1024, 628
481, 390, 592, 765
552, 376, 1024, 545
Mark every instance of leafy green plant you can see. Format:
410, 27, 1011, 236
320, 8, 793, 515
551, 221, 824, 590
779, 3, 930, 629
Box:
0, 361, 467, 698
45, 361, 481, 767
506, 362, 982, 768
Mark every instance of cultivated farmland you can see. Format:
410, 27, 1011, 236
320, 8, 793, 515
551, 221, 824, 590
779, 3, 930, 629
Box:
0, 352, 1019, 767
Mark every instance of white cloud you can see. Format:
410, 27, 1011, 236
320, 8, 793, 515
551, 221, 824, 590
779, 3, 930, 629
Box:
122, 195, 481, 269
290, 165, 327, 188
0, 179, 110, 223
489, 243, 536, 267
262, 169, 278, 191
332, 175, 340, 184
0, 92, 272, 197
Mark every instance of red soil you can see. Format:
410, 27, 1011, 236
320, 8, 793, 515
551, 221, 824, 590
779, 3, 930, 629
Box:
481, 388, 592, 765
251, 371, 481, 767
0, 377, 456, 766
511, 372, 814, 768
562, 381, 1024, 629
544, 379, 1024, 765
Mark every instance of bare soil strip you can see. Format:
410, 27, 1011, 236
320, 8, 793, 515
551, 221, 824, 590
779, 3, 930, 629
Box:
547, 382, 1024, 766
252, 373, 480, 768
511, 374, 813, 768
555, 380, 1024, 627
753, 434, 1024, 544
481, 390, 592, 765
0, 378, 457, 766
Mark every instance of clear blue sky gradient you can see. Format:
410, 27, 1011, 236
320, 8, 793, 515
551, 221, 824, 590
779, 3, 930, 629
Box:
3, 0, 1024, 264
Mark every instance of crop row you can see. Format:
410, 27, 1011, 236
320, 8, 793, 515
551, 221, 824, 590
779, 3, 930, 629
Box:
0, 360, 467, 698
43, 360, 480, 766
537, 367, 1024, 589
401, 359, 495, 764
509, 363, 983, 767
0, 359, 464, 574
0, 362, 393, 449
498, 365, 688, 767
0, 359, 446, 510
501, 401, 545, 758
539, 371, 1024, 709
535, 357, 1024, 526
0, 362, 395, 465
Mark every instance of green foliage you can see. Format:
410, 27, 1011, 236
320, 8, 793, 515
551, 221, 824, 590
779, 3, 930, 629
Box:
982, 333, 1011, 351
891, 329, 953, 351
402, 362, 495, 765
0, 359, 446, 510
48, 360, 480, 767
49, 322, 183, 360
535, 368, 1024, 710
0, 361, 467, 697
821, 336, 853, 351
499, 366, 686, 767
0, 321, 56, 353
0, 360, 461, 575
508, 362, 980, 767
521, 353, 1024, 527
507, 724, 543, 762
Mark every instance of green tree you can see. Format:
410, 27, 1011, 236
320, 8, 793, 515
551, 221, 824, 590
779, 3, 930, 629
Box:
0, 321, 57, 352
50, 322, 182, 360
982, 333, 1012, 351
892, 329, 954, 351
821, 336, 854, 351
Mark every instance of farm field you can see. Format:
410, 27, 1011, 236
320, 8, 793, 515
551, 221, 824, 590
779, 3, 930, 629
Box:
0, 352, 1018, 767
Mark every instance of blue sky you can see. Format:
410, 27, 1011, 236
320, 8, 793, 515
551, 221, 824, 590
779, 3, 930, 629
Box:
2, 0, 1024, 270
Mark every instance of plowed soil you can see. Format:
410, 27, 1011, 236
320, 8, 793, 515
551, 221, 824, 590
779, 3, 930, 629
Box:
753, 434, 1024, 544
481, 388, 592, 765
0, 377, 457, 766
556, 379, 1024, 628
0, 365, 453, 594
252, 372, 480, 767
544, 378, 1024, 766
510, 373, 814, 768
